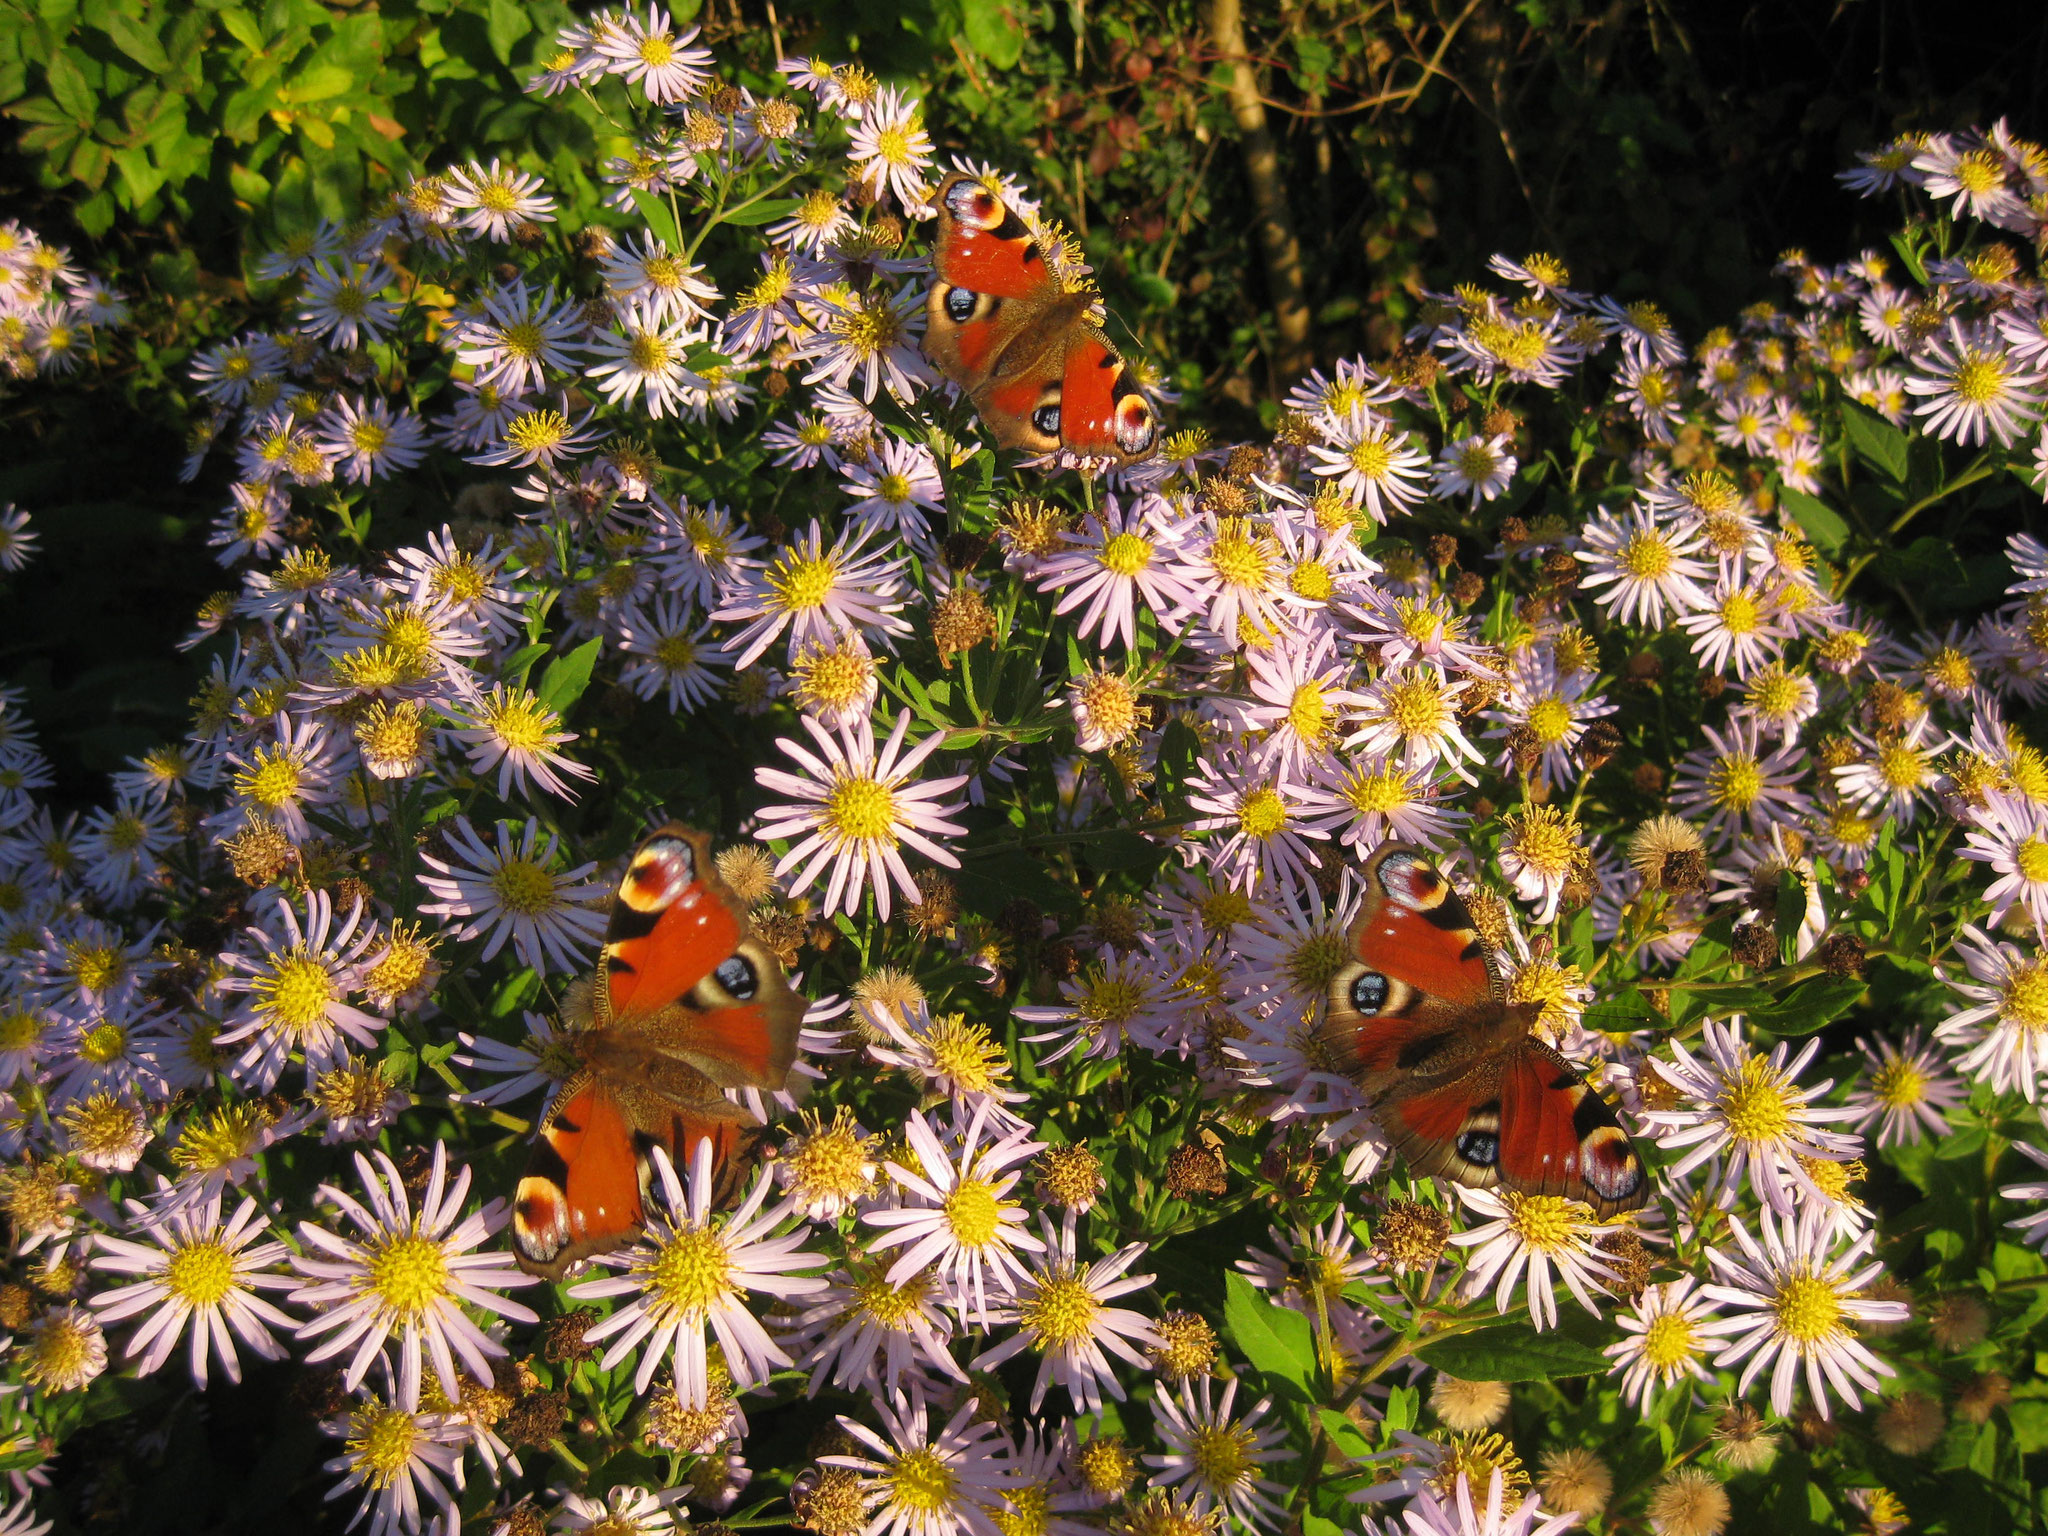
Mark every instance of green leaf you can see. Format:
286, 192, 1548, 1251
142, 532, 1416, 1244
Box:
719, 197, 800, 227
1774, 869, 1806, 965
536, 637, 603, 716
1382, 1383, 1418, 1435
485, 0, 532, 65
1414, 1319, 1611, 1380
1077, 829, 1168, 875
286, 64, 355, 103
97, 11, 171, 73
1842, 398, 1909, 483
1776, 486, 1849, 556
1316, 1409, 1373, 1459
1581, 991, 1655, 1036
1129, 272, 1177, 310
632, 189, 683, 252
1222, 1271, 1315, 1396
1747, 975, 1865, 1036
44, 53, 95, 123
959, 0, 1025, 70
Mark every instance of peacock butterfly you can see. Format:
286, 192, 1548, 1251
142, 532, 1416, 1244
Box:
1321, 841, 1648, 1218
511, 825, 805, 1278
923, 171, 1159, 466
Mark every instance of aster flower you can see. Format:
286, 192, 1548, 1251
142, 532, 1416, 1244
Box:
841, 436, 945, 551
601, 232, 721, 327
1433, 433, 1519, 507
290, 1143, 540, 1409
1960, 788, 2048, 933
1185, 744, 1351, 897
1668, 717, 1810, 845
1644, 1015, 1862, 1215
213, 890, 384, 1091
224, 712, 340, 842
319, 1371, 466, 1536
598, 7, 714, 102
848, 86, 936, 210
1846, 1028, 1965, 1146
1574, 503, 1712, 625
799, 282, 932, 402
1904, 318, 2044, 447
1697, 1206, 1905, 1418
863, 1101, 1046, 1323
1308, 406, 1430, 524
89, 1190, 296, 1388
1448, 1186, 1619, 1333
1144, 1374, 1290, 1531
1014, 944, 1183, 1066
298, 261, 400, 350
794, 1261, 965, 1397
754, 709, 970, 922
569, 1140, 828, 1410
1349, 666, 1484, 781
1031, 495, 1199, 654
1935, 925, 2048, 1101
1602, 1277, 1719, 1412
970, 1211, 1159, 1413
1833, 716, 1951, 827
714, 519, 913, 670
444, 682, 595, 801
819, 1386, 1014, 1536
416, 815, 611, 977
447, 157, 557, 242
585, 310, 696, 417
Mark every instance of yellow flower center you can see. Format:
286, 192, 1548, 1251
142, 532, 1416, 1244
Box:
1640, 1310, 1699, 1370
649, 1225, 734, 1318
1336, 762, 1414, 815
1020, 1269, 1102, 1348
1237, 787, 1289, 840
504, 409, 571, 454
638, 32, 675, 67
480, 689, 559, 753
238, 746, 304, 810
1079, 970, 1144, 1024
2015, 837, 2048, 884
1187, 1421, 1256, 1486
1618, 530, 1675, 580
490, 857, 558, 917
1380, 675, 1450, 738
1346, 438, 1394, 479
1950, 355, 2007, 406
1868, 1055, 1926, 1108
854, 1270, 927, 1327
1504, 1192, 1577, 1252
1706, 753, 1763, 812
1876, 742, 1929, 793
165, 1242, 238, 1307
823, 775, 896, 845
1525, 697, 1573, 745
1283, 931, 1350, 994
1719, 1053, 1794, 1142
885, 1447, 957, 1512
943, 1179, 1003, 1248
2002, 962, 2048, 1030
1099, 532, 1153, 577
347, 1405, 423, 1490
257, 952, 336, 1030
366, 1235, 450, 1318
1209, 520, 1273, 588
1772, 1272, 1845, 1343
1719, 590, 1760, 635
1287, 682, 1331, 747
79, 1021, 129, 1064
768, 551, 839, 613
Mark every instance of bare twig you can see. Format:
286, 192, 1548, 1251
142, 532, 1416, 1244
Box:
1207, 0, 1314, 382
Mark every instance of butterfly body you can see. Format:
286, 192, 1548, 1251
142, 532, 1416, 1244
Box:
924, 172, 1158, 465
512, 826, 803, 1278
1322, 842, 1648, 1219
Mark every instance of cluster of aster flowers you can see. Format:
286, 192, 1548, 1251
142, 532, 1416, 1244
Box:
6, 26, 2048, 1536
0, 219, 127, 385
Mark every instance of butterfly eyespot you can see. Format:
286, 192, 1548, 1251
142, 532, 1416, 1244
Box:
943, 286, 977, 323
622, 835, 697, 913
1032, 403, 1061, 437
713, 954, 758, 1001
1454, 1129, 1500, 1167
1113, 392, 1157, 457
1349, 970, 1390, 1013
944, 178, 1004, 230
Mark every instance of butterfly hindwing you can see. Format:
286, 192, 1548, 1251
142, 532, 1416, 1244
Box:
1494, 1041, 1648, 1217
